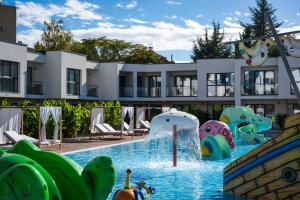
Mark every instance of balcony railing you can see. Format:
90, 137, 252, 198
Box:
27, 81, 43, 95
241, 83, 278, 96
87, 85, 98, 97
119, 86, 133, 97
167, 86, 198, 97
137, 87, 161, 97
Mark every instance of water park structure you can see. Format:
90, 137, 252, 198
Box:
1, 1, 300, 200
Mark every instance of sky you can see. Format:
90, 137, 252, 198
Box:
3, 0, 300, 62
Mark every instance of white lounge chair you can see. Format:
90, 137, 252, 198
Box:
95, 124, 122, 136
145, 121, 151, 126
140, 121, 150, 129
4, 131, 38, 145
123, 122, 148, 135
103, 123, 134, 135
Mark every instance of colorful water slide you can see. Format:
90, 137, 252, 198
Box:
0, 140, 116, 200
220, 106, 272, 144
224, 112, 300, 200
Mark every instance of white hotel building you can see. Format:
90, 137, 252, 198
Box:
0, 3, 300, 119
1, 39, 300, 119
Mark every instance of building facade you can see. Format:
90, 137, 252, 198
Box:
0, 3, 16, 43
0, 39, 299, 119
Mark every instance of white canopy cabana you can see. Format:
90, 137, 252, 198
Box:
0, 108, 22, 144
121, 106, 134, 132
39, 107, 62, 150
89, 107, 104, 134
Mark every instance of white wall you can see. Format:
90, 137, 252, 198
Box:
0, 41, 27, 98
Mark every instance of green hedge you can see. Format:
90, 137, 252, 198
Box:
1, 99, 121, 138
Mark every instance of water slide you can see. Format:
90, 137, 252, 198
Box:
0, 140, 116, 200
220, 106, 272, 144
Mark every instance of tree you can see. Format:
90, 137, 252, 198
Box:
72, 37, 166, 64
34, 19, 73, 52
241, 0, 283, 37
239, 0, 283, 56
191, 21, 232, 61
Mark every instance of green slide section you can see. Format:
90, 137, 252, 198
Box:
82, 156, 116, 200
201, 134, 231, 160
220, 106, 272, 144
2, 140, 116, 200
214, 134, 231, 159
0, 164, 49, 200
238, 124, 269, 144
0, 150, 61, 200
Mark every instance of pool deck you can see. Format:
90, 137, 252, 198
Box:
42, 135, 146, 153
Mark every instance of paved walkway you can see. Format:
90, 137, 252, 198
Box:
42, 135, 146, 153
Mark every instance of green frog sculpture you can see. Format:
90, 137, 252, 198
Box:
0, 140, 116, 200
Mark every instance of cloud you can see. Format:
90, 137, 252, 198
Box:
297, 13, 300, 17
166, 1, 182, 5
124, 18, 148, 24
16, 0, 103, 28
196, 14, 203, 18
234, 10, 241, 16
223, 20, 241, 28
115, 1, 138, 9
165, 15, 178, 20
17, 28, 42, 46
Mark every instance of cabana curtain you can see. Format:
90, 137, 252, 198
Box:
90, 108, 104, 133
40, 107, 51, 143
40, 107, 62, 143
51, 107, 61, 142
121, 107, 134, 131
136, 107, 146, 128
0, 108, 22, 144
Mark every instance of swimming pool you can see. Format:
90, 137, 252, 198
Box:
66, 140, 257, 200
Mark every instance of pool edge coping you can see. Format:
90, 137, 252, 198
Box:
63, 138, 146, 155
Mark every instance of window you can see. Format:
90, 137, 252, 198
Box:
207, 73, 234, 97
172, 75, 197, 96
67, 68, 80, 95
148, 76, 161, 97
246, 104, 275, 118
0, 60, 18, 93
243, 70, 276, 95
291, 69, 300, 95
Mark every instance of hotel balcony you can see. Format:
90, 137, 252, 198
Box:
27, 81, 43, 95
119, 71, 134, 97
167, 86, 198, 97
86, 85, 98, 97
119, 86, 134, 97
241, 83, 278, 96
137, 87, 161, 97
137, 72, 161, 98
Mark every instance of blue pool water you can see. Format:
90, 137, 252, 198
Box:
66, 140, 257, 200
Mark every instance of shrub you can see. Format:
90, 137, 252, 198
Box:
275, 113, 288, 130
18, 100, 39, 138
104, 100, 121, 129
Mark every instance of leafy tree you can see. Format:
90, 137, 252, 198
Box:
191, 21, 232, 61
241, 0, 283, 38
125, 44, 161, 64
34, 19, 73, 52
239, 0, 283, 56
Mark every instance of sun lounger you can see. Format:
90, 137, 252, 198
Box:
145, 121, 151, 126
94, 124, 122, 136
123, 122, 148, 135
4, 131, 38, 145
140, 121, 150, 129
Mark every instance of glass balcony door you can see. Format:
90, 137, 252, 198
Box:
243, 70, 276, 95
